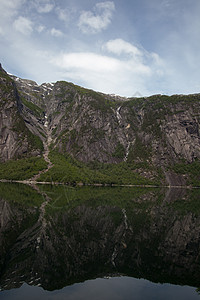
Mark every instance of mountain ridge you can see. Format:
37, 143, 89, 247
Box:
0, 64, 199, 186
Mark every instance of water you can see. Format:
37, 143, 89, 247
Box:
0, 183, 200, 299
1, 277, 200, 300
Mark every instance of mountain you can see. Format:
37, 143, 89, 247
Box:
0, 64, 199, 186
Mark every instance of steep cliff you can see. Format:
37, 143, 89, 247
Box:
0, 64, 199, 185
0, 65, 43, 162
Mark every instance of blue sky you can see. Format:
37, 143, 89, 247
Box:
0, 0, 200, 97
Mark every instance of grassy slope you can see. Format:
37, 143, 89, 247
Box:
172, 161, 200, 187
37, 150, 160, 185
0, 157, 48, 180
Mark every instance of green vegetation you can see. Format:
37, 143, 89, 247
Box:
56, 81, 117, 113
13, 114, 44, 152
128, 94, 200, 109
125, 94, 200, 133
27, 131, 44, 152
0, 71, 16, 107
89, 97, 116, 112
112, 142, 126, 158
0, 156, 48, 180
20, 94, 44, 117
172, 160, 200, 186
127, 136, 152, 161
38, 150, 159, 185
53, 82, 75, 101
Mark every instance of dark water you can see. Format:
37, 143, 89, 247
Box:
0, 183, 200, 299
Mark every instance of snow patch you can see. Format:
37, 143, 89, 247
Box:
41, 83, 54, 91
44, 114, 48, 128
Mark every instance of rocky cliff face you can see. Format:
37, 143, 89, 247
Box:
0, 184, 200, 290
0, 64, 199, 184
37, 82, 200, 167
0, 65, 43, 162
10, 70, 200, 165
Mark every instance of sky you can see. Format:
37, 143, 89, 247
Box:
0, 0, 200, 97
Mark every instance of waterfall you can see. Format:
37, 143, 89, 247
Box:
124, 142, 131, 162
116, 106, 122, 124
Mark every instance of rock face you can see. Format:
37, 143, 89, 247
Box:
0, 67, 43, 161
0, 64, 200, 183
0, 185, 200, 290
43, 88, 200, 166
10, 73, 200, 165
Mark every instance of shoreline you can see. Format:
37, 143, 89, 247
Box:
0, 179, 198, 189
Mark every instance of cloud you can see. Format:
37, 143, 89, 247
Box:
52, 52, 120, 72
0, 0, 25, 11
56, 7, 70, 22
37, 25, 45, 33
78, 1, 115, 34
13, 16, 33, 35
104, 39, 142, 57
103, 38, 164, 75
50, 28, 64, 37
50, 42, 163, 96
0, 0, 25, 19
37, 3, 54, 13
32, 0, 54, 14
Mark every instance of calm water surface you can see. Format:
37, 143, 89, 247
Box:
0, 277, 200, 300
1, 277, 200, 300
0, 183, 200, 299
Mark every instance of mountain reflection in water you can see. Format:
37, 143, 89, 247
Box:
0, 183, 200, 298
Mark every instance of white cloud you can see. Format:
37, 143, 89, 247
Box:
103, 39, 164, 75
0, 0, 25, 13
33, 0, 54, 14
104, 39, 142, 57
13, 16, 33, 35
52, 52, 120, 72
50, 28, 64, 37
48, 38, 165, 96
0, 0, 25, 19
37, 25, 45, 33
56, 7, 70, 22
37, 3, 54, 13
78, 1, 115, 34
50, 46, 163, 96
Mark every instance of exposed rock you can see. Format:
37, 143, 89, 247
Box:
0, 68, 43, 161
0, 64, 200, 184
